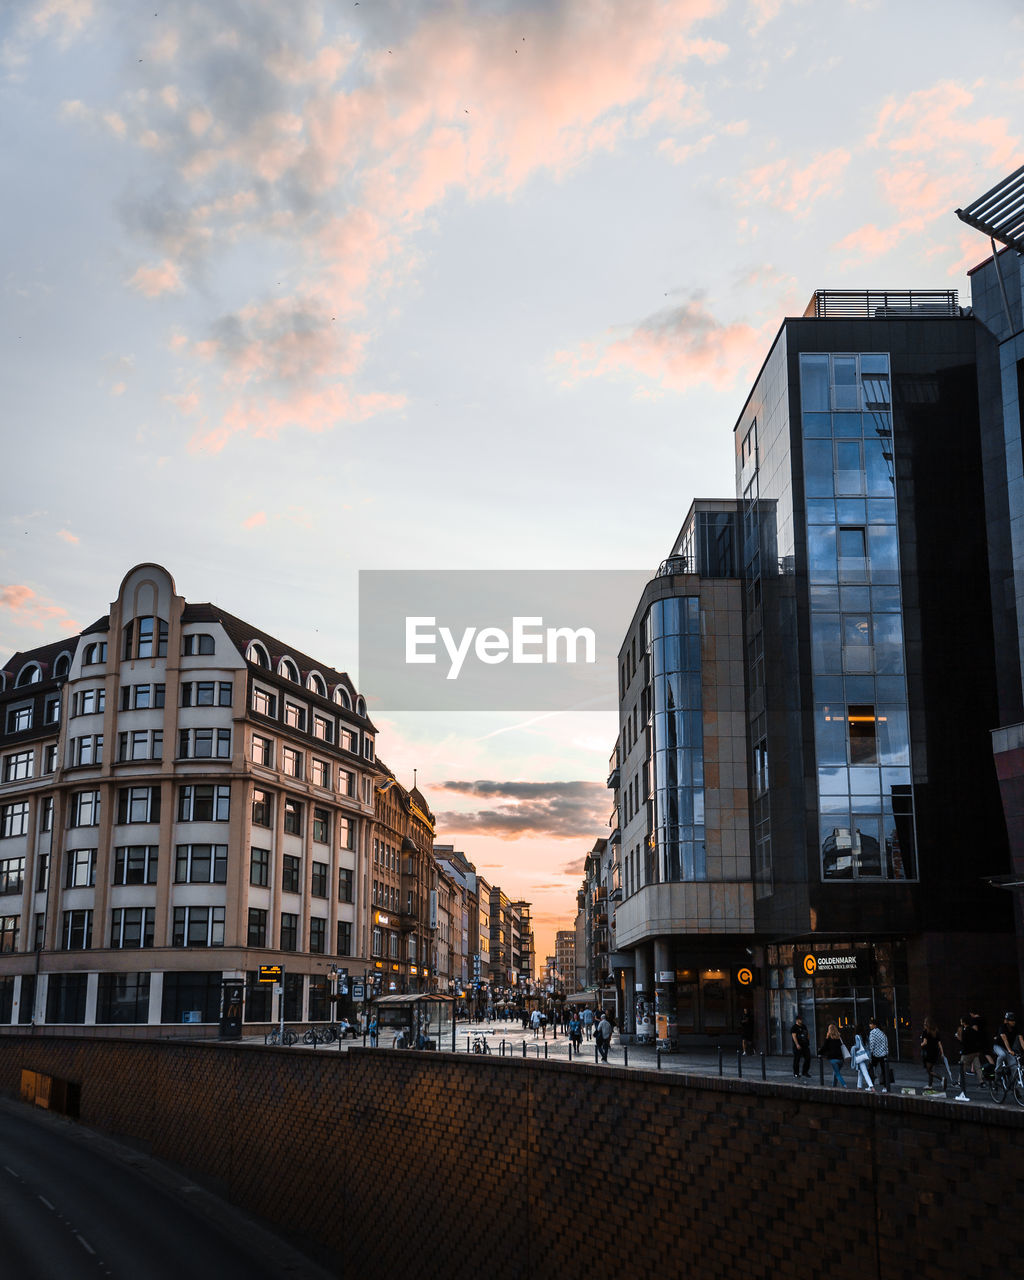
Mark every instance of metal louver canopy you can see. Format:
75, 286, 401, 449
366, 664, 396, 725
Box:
956, 163, 1024, 253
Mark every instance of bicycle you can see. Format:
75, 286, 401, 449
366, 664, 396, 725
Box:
302, 1024, 337, 1045
989, 1053, 1024, 1106
469, 1030, 493, 1055
265, 1026, 298, 1046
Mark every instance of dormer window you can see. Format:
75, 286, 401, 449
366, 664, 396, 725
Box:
306, 671, 327, 697
124, 616, 168, 660
53, 652, 72, 679
15, 663, 41, 687
183, 633, 215, 656
333, 686, 352, 710
246, 641, 271, 669
279, 657, 300, 683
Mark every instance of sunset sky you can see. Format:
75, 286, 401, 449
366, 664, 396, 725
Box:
1, 0, 1021, 960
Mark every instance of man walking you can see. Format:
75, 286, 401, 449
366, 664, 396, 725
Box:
582, 1007, 595, 1040
596, 1012, 613, 1062
791, 1013, 811, 1079
868, 1016, 890, 1093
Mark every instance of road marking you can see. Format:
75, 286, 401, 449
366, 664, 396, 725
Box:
76, 1234, 95, 1254
3, 1166, 19, 1178
38, 1194, 55, 1210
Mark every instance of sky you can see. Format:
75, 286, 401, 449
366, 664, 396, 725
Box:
1, 0, 1021, 963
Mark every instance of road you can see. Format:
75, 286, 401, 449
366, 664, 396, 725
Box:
0, 1096, 332, 1280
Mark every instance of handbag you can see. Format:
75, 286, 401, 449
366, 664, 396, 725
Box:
841, 1042, 851, 1061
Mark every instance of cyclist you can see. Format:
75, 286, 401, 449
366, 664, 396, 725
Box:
993, 1013, 1024, 1069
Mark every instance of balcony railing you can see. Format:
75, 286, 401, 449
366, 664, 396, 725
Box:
804, 289, 960, 319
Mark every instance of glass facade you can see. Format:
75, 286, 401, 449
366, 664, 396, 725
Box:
646, 597, 705, 881
799, 353, 917, 881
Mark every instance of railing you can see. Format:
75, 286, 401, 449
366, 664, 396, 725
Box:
657, 555, 694, 577
804, 289, 960, 319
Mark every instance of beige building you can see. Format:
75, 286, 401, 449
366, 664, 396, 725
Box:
0, 563, 377, 1031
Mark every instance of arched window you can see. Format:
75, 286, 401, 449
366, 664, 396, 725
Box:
16, 663, 42, 687
246, 641, 271, 669
333, 686, 352, 710
123, 616, 168, 660
53, 652, 72, 679
306, 671, 327, 697
279, 657, 300, 682
356, 696, 367, 718
83, 641, 108, 665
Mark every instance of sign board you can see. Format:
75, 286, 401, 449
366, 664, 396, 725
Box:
736, 967, 755, 987
352, 983, 365, 1001
797, 951, 867, 981
656, 971, 675, 984
258, 964, 283, 984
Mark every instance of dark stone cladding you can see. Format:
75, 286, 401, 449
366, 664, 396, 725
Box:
0, 1035, 1017, 1278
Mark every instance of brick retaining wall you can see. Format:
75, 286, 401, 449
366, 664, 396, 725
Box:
0, 1037, 1017, 1279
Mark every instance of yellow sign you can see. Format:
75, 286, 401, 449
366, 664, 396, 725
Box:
737, 967, 754, 986
803, 955, 818, 976
258, 964, 283, 983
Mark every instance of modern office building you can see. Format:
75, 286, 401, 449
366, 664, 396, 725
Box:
0, 563, 377, 1032
604, 290, 1021, 1054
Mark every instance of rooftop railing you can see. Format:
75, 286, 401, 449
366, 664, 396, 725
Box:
803, 289, 960, 319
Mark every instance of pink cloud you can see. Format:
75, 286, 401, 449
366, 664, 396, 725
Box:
56, 529, 79, 544
242, 511, 267, 530
128, 260, 184, 297
742, 146, 850, 216
0, 584, 79, 633
556, 295, 769, 393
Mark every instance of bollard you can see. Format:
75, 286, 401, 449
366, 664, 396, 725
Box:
595, 1043, 599, 1065
624, 1045, 629, 1068
819, 1055, 825, 1086
761, 1051, 767, 1081
522, 1041, 526, 1058
544, 1043, 548, 1060
466, 1036, 471, 1054
718, 1045, 723, 1076
657, 1048, 662, 1070
737, 1050, 743, 1079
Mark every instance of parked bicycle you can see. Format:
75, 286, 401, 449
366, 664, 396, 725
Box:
469, 1029, 493, 1055
988, 1052, 1024, 1106
302, 1024, 337, 1045
265, 1026, 298, 1047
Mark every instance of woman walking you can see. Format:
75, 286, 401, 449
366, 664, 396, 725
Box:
820, 1022, 848, 1087
920, 1017, 944, 1089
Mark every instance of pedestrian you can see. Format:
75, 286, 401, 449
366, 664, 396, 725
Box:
867, 1017, 890, 1093
920, 1017, 943, 1089
851, 1031, 874, 1090
820, 1021, 847, 1088
740, 1007, 755, 1056
569, 1012, 582, 1051
956, 1012, 986, 1092
582, 1007, 595, 1040
596, 1012, 613, 1062
530, 1008, 542, 1037
368, 1016, 378, 1047
790, 1013, 811, 1079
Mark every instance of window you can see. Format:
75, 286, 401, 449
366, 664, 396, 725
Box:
46, 972, 88, 1022
118, 729, 163, 761
54, 653, 71, 679
61, 909, 93, 949
33, 910, 45, 948
175, 843, 228, 884
337, 921, 352, 955
39, 798, 53, 833
1, 802, 29, 839
183, 633, 216, 655
124, 615, 168, 660
311, 757, 331, 788
283, 797, 303, 835
339, 728, 357, 753
247, 641, 271, 669
338, 867, 353, 903
838, 526, 867, 559
0, 857, 25, 895
282, 855, 301, 894
120, 683, 165, 710
178, 728, 231, 759
96, 972, 151, 1022
284, 702, 306, 731
252, 788, 272, 827
6, 704, 32, 733
338, 768, 354, 797
83, 641, 108, 665
280, 912, 298, 951
114, 845, 158, 885
311, 860, 328, 897
363, 736, 375, 761
172, 906, 225, 947
252, 734, 274, 767
42, 744, 57, 774
282, 746, 303, 779
4, 751, 34, 782
110, 908, 154, 949
73, 688, 105, 717
181, 681, 232, 707
334, 687, 352, 710
312, 808, 329, 843
280, 658, 300, 683
71, 734, 103, 766
118, 786, 161, 824
338, 816, 355, 850
372, 926, 382, 957
312, 714, 332, 743
65, 848, 96, 888
0, 915, 18, 953
70, 790, 100, 827
250, 846, 270, 887
247, 908, 268, 947
309, 917, 326, 954
307, 671, 328, 697
848, 706, 878, 765
251, 687, 277, 717
177, 784, 230, 822
43, 694, 60, 724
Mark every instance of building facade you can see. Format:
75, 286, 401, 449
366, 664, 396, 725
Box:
0, 563, 377, 1031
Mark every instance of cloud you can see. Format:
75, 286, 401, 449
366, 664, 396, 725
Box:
56, 529, 79, 544
242, 511, 267, 529
435, 778, 609, 840
561, 856, 587, 876
51, 0, 729, 446
554, 293, 768, 394
741, 146, 851, 215
0, 584, 79, 633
